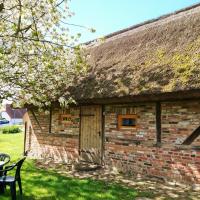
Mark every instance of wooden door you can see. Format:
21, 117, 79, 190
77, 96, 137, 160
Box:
80, 105, 102, 164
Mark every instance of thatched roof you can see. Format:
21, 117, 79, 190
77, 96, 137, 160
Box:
69, 3, 200, 102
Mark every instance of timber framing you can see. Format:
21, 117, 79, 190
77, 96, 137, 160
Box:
24, 122, 27, 156
182, 126, 200, 145
156, 102, 161, 145
49, 106, 53, 133
78, 106, 82, 155
74, 90, 200, 106
101, 105, 105, 165
30, 109, 42, 130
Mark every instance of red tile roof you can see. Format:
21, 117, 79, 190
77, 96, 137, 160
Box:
6, 104, 26, 119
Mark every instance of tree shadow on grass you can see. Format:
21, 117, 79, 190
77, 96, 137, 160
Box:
0, 160, 140, 200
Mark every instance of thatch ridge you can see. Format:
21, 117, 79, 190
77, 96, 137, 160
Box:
85, 2, 200, 46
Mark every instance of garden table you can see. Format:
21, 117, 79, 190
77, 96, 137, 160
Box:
0, 161, 5, 168
0, 154, 10, 170
0, 161, 6, 194
0, 161, 6, 179
0, 153, 10, 194
0, 153, 10, 168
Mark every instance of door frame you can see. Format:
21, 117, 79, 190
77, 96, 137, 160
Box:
78, 105, 105, 164
101, 105, 105, 165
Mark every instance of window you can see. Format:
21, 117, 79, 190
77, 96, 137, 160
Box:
118, 114, 137, 129
60, 114, 72, 124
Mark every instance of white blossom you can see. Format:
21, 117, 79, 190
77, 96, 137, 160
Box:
0, 0, 88, 109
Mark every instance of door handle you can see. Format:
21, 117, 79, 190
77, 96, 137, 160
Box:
98, 131, 101, 136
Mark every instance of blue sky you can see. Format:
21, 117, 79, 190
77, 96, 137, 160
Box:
68, 0, 200, 43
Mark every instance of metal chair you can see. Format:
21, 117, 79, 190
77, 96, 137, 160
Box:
0, 157, 26, 200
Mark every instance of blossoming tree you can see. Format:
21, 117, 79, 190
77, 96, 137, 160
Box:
0, 0, 90, 109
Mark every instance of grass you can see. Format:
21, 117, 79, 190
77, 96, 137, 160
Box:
0, 133, 152, 200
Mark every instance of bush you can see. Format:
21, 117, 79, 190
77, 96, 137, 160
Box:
0, 125, 22, 134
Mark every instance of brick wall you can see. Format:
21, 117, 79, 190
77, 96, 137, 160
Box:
104, 104, 156, 146
105, 145, 200, 183
51, 107, 80, 136
24, 108, 80, 163
162, 101, 200, 145
104, 101, 200, 183
24, 100, 200, 183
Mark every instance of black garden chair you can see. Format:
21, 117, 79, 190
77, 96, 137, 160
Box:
0, 157, 26, 200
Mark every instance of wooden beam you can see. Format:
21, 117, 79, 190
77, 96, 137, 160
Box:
156, 102, 161, 145
78, 106, 82, 155
73, 89, 200, 105
23, 122, 27, 156
49, 106, 52, 133
101, 105, 105, 165
30, 109, 42, 131
182, 126, 200, 145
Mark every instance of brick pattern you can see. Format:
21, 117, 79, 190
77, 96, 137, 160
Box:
25, 109, 80, 163
105, 145, 200, 183
51, 107, 80, 135
162, 101, 200, 145
104, 102, 200, 183
28, 134, 79, 162
24, 101, 200, 183
105, 104, 156, 146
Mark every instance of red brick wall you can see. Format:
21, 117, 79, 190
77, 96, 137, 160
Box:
51, 107, 80, 136
24, 101, 200, 183
162, 101, 200, 145
105, 104, 156, 146
104, 101, 200, 183
105, 145, 200, 183
24, 108, 80, 163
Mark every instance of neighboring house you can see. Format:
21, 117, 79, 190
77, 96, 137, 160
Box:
1, 104, 26, 125
24, 4, 200, 184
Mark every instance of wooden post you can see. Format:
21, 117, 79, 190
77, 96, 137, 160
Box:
101, 105, 105, 165
79, 106, 82, 155
49, 105, 52, 133
23, 122, 27, 156
182, 126, 200, 145
30, 109, 42, 131
29, 126, 32, 151
156, 102, 161, 146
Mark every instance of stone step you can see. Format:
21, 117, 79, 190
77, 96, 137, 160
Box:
74, 161, 102, 172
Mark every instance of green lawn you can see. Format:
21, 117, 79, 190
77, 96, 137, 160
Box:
0, 133, 151, 200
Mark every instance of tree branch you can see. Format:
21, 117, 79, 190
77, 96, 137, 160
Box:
15, 0, 22, 36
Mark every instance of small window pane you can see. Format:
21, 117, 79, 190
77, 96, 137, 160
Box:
118, 114, 137, 129
122, 118, 136, 126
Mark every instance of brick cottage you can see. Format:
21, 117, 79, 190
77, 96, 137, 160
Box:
24, 4, 200, 184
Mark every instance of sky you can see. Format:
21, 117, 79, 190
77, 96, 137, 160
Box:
68, 0, 200, 43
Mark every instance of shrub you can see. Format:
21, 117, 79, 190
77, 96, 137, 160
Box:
0, 125, 22, 134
